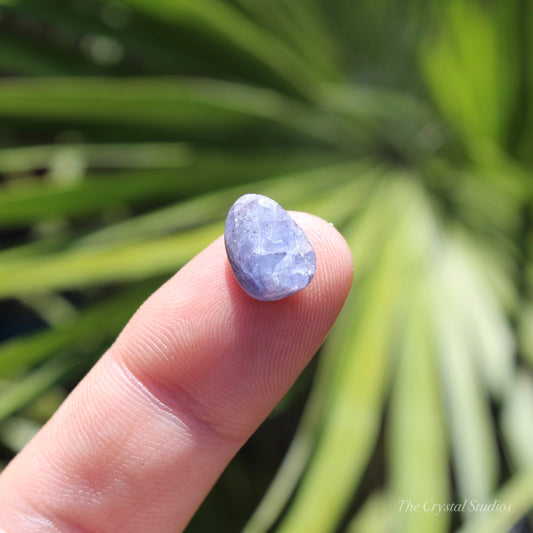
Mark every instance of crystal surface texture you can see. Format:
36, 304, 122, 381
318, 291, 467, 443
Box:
224, 194, 316, 301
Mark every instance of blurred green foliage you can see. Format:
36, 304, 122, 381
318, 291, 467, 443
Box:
0, 1, 532, 532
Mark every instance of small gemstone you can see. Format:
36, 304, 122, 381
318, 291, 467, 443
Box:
224, 194, 316, 301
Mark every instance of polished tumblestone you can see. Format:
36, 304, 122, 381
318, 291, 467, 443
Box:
224, 194, 316, 301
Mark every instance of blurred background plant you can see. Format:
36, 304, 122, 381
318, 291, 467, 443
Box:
0, 0, 532, 532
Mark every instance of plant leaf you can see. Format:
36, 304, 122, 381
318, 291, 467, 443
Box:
501, 370, 533, 471
454, 468, 533, 533
345, 492, 395, 533
0, 282, 156, 377
389, 281, 449, 533
275, 180, 417, 533
434, 236, 500, 504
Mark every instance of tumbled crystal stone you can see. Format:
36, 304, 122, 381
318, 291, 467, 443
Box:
224, 194, 316, 301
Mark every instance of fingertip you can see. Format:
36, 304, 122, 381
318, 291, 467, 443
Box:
289, 211, 354, 307
0, 208, 356, 533
112, 210, 354, 441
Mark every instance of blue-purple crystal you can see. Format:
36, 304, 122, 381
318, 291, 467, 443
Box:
224, 194, 316, 301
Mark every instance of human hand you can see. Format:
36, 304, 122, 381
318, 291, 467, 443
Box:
0, 212, 353, 532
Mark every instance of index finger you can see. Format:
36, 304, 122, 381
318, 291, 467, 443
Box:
0, 212, 353, 533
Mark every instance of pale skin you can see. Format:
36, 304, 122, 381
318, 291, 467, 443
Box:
0, 212, 353, 532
